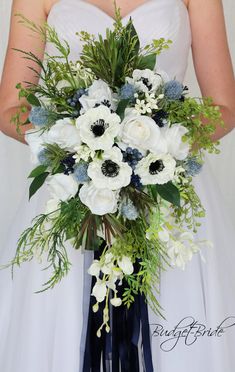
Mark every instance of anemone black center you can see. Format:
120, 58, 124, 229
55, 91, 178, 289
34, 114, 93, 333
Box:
91, 119, 109, 137
140, 77, 153, 90
101, 160, 120, 178
149, 160, 165, 175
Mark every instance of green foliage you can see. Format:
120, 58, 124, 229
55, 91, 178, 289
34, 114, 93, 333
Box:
175, 181, 206, 232
29, 171, 49, 200
164, 96, 223, 154
42, 143, 68, 173
7, 198, 88, 292
110, 215, 169, 316
155, 182, 181, 207
78, 17, 171, 88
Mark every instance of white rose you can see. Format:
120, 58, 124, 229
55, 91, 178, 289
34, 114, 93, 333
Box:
76, 105, 121, 151
79, 183, 119, 215
92, 280, 107, 303
117, 256, 134, 275
25, 128, 48, 164
46, 173, 78, 201
46, 118, 81, 151
135, 153, 176, 185
161, 124, 190, 160
88, 147, 132, 190
79, 79, 118, 113
121, 109, 167, 154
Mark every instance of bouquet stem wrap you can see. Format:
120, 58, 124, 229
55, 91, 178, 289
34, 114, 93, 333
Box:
83, 242, 153, 372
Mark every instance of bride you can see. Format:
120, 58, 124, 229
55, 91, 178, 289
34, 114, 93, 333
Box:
0, 0, 235, 371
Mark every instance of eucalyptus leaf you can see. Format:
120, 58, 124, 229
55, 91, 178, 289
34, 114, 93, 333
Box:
28, 165, 48, 178
137, 54, 157, 70
116, 99, 130, 120
29, 172, 49, 200
27, 94, 41, 107
155, 182, 181, 207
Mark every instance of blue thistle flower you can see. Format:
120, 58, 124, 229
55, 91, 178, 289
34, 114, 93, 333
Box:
120, 83, 136, 100
29, 106, 50, 127
184, 157, 203, 177
164, 80, 184, 100
73, 162, 90, 183
37, 148, 50, 166
120, 200, 139, 220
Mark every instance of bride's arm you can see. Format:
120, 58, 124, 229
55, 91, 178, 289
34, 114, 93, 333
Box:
0, 0, 50, 144
188, 0, 235, 141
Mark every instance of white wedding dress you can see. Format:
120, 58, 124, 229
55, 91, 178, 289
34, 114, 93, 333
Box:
0, 0, 235, 371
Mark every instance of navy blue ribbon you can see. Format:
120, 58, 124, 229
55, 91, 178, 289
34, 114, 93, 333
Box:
83, 245, 154, 372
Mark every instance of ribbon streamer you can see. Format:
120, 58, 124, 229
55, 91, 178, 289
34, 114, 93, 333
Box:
82, 246, 154, 371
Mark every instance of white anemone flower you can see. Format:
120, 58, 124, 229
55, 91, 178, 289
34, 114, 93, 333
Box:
126, 68, 163, 93
88, 147, 132, 190
76, 105, 121, 151
135, 153, 176, 185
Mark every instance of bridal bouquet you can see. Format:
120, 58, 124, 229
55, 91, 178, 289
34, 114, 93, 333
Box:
6, 9, 222, 336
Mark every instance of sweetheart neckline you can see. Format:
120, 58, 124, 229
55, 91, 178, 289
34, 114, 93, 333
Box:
49, 0, 188, 23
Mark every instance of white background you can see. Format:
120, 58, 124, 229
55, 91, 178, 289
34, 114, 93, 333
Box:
0, 0, 235, 248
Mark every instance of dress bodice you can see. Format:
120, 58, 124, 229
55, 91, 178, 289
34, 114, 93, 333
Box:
46, 0, 191, 82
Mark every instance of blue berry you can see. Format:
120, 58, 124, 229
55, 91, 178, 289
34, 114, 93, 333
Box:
131, 174, 143, 190
120, 83, 136, 100
123, 147, 143, 170
61, 154, 76, 175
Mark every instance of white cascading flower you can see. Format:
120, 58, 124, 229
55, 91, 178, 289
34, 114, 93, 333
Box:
120, 108, 167, 154
76, 105, 121, 151
79, 182, 119, 215
88, 147, 132, 190
161, 124, 190, 160
91, 279, 107, 303
79, 79, 118, 113
135, 153, 176, 185
117, 256, 134, 275
126, 68, 163, 93
45, 118, 81, 151
46, 173, 78, 201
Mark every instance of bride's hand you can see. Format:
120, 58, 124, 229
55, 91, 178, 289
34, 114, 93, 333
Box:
0, 0, 51, 144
